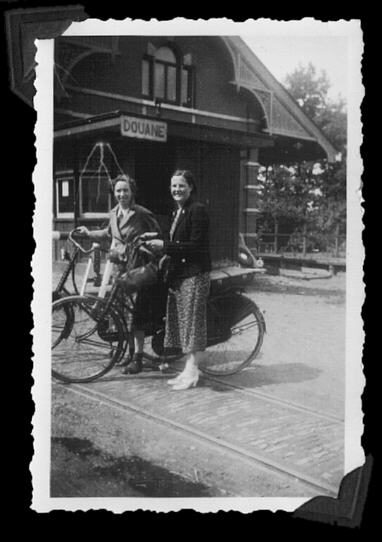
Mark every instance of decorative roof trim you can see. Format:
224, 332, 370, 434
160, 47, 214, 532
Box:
221, 36, 338, 161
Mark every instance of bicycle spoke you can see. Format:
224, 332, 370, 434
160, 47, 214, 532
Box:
73, 336, 115, 350
200, 297, 265, 376
52, 295, 125, 383
231, 319, 258, 335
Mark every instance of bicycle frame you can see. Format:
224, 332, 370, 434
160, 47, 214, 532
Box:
53, 248, 81, 301
52, 229, 266, 380
53, 229, 103, 299
97, 239, 116, 299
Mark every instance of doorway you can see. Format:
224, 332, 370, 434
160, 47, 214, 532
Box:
134, 140, 175, 230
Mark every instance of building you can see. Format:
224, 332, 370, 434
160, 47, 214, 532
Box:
53, 35, 337, 262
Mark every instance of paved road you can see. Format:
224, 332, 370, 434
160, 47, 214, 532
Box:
246, 273, 346, 417
51, 268, 347, 500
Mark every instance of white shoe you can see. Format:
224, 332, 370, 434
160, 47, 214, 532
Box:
171, 370, 200, 391
167, 373, 185, 385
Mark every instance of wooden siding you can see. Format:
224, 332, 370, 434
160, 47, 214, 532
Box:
56, 36, 263, 131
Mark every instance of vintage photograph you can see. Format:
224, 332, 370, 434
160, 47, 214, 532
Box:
31, 19, 364, 513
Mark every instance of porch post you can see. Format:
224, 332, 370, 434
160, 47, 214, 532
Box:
72, 135, 80, 227
240, 148, 260, 252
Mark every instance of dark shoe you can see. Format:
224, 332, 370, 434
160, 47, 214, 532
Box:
121, 353, 143, 375
116, 350, 134, 367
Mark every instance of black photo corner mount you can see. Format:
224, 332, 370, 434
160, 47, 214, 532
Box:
5, 5, 372, 529
293, 456, 373, 528
5, 5, 88, 107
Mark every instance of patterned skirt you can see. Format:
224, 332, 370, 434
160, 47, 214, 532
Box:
164, 272, 210, 354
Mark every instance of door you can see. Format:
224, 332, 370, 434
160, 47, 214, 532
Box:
134, 140, 175, 231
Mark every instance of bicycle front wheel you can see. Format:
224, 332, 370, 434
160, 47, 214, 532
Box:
199, 293, 265, 376
52, 295, 125, 383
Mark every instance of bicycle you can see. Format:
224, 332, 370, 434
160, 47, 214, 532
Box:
52, 230, 266, 383
52, 229, 105, 300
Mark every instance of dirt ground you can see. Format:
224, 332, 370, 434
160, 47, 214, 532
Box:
51, 436, 216, 498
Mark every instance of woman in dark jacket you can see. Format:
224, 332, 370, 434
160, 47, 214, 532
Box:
146, 169, 211, 390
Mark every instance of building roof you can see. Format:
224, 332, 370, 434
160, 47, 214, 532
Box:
223, 37, 338, 162
53, 34, 338, 163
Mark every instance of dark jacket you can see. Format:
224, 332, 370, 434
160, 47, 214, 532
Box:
163, 199, 211, 282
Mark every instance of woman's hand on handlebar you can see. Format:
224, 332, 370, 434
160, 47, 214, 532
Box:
145, 239, 164, 254
69, 227, 99, 254
139, 232, 159, 240
74, 226, 90, 237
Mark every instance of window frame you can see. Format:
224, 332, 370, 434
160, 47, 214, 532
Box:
181, 65, 195, 108
153, 56, 178, 104
142, 55, 153, 98
55, 173, 75, 219
141, 46, 194, 108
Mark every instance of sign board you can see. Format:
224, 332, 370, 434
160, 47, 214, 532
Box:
120, 115, 167, 142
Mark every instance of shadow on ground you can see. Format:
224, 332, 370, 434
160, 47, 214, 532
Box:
51, 437, 216, 497
69, 359, 321, 392
203, 362, 322, 392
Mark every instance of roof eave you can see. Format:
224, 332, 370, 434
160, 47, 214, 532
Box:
224, 36, 338, 162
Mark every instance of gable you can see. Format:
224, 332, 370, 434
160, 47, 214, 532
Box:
222, 37, 338, 161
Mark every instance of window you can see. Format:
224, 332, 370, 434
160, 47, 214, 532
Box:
154, 47, 177, 104
55, 175, 74, 218
142, 45, 194, 107
154, 61, 166, 99
181, 66, 194, 107
80, 173, 112, 218
142, 58, 151, 96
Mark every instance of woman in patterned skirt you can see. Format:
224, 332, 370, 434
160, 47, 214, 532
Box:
146, 170, 211, 390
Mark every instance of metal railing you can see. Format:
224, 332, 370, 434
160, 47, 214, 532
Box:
249, 232, 346, 259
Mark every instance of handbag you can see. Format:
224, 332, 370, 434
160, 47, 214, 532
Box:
119, 261, 158, 292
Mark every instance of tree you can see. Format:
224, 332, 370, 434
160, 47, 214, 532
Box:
284, 62, 331, 120
316, 97, 347, 154
284, 63, 347, 154
255, 62, 348, 254
256, 163, 328, 252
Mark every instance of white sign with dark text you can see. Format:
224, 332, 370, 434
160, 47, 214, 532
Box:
120, 115, 167, 142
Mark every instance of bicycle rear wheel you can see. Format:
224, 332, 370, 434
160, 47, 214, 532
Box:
52, 295, 125, 383
199, 293, 265, 376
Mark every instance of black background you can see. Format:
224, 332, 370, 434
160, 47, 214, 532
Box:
1, 2, 376, 534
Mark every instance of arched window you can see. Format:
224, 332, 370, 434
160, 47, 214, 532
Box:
154, 46, 177, 102
142, 45, 194, 107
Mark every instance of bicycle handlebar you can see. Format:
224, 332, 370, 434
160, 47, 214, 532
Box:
51, 228, 99, 254
53, 228, 156, 258
67, 229, 100, 254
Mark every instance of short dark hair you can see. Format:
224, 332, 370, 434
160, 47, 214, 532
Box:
112, 174, 137, 197
172, 169, 197, 195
